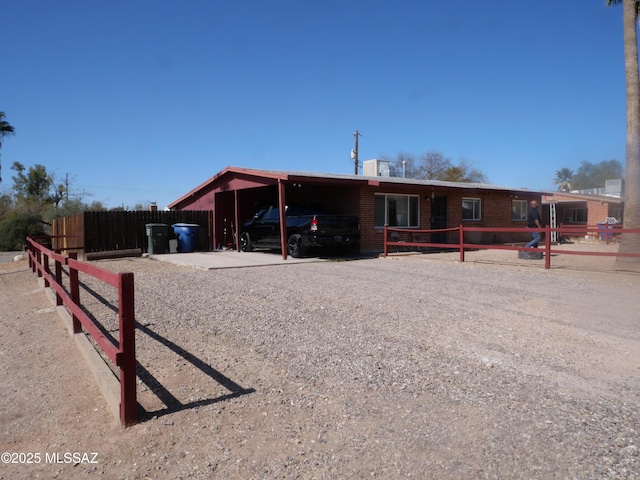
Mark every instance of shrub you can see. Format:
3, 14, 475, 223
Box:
0, 213, 47, 251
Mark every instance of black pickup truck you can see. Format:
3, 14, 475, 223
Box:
240, 204, 360, 258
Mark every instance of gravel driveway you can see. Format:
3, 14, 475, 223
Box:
1, 245, 639, 479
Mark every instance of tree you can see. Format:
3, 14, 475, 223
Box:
51, 198, 107, 219
0, 189, 13, 221
0, 112, 15, 183
9, 162, 71, 227
11, 162, 55, 208
440, 159, 488, 183
553, 167, 574, 192
384, 150, 488, 183
0, 212, 46, 250
607, 0, 640, 264
417, 151, 452, 180
570, 160, 624, 190
0, 161, 106, 250
133, 201, 155, 211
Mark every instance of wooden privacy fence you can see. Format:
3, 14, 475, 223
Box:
26, 236, 138, 427
383, 224, 640, 269
52, 210, 213, 257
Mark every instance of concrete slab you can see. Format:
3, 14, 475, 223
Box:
147, 250, 325, 270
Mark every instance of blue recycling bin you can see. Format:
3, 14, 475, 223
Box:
597, 222, 613, 241
172, 223, 199, 252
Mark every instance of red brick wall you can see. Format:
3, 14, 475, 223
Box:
358, 186, 378, 251
587, 200, 608, 225
448, 191, 534, 245
356, 187, 537, 252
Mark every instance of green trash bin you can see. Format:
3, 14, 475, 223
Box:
146, 223, 170, 254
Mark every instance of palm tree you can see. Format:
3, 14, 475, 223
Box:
553, 167, 574, 192
0, 111, 15, 183
607, 0, 640, 263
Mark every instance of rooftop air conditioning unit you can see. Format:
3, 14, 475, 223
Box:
362, 159, 393, 177
605, 179, 624, 196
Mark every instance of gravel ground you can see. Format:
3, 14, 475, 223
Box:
1, 244, 639, 479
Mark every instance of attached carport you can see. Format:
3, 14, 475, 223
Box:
167, 167, 363, 259
543, 200, 588, 226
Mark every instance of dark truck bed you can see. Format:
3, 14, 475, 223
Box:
240, 204, 360, 257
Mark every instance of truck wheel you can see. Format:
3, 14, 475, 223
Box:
240, 233, 253, 252
287, 234, 305, 258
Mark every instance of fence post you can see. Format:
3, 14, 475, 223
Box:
459, 225, 465, 263
118, 272, 138, 426
383, 225, 388, 257
54, 250, 63, 306
69, 253, 82, 334
36, 249, 42, 278
545, 225, 551, 269
42, 251, 51, 288
31, 244, 38, 273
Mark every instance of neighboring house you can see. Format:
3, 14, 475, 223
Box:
168, 163, 543, 254
542, 191, 624, 226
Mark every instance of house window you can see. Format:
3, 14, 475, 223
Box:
512, 200, 527, 220
462, 197, 481, 221
375, 194, 419, 227
565, 208, 587, 223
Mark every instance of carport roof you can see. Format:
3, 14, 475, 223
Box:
168, 166, 542, 209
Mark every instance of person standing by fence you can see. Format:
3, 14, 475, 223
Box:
525, 200, 542, 249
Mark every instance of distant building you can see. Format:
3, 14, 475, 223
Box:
570, 179, 624, 198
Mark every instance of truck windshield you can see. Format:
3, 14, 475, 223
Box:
263, 208, 280, 220
253, 207, 268, 220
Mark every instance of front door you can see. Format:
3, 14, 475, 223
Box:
431, 196, 447, 246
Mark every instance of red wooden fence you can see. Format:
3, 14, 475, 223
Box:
383, 224, 640, 269
26, 236, 138, 426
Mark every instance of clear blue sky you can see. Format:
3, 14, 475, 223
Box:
1, 1, 628, 209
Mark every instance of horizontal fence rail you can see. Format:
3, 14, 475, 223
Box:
383, 224, 640, 269
26, 236, 137, 426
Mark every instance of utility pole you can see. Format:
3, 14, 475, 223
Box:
352, 130, 361, 175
